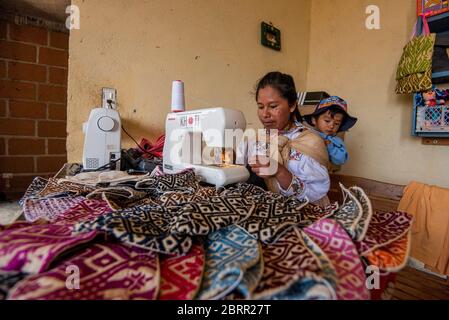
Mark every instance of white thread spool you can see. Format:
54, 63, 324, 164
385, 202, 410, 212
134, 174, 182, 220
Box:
171, 80, 185, 112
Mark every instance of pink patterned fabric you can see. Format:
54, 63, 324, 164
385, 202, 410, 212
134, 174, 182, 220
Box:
52, 199, 112, 226
0, 223, 98, 274
9, 243, 159, 300
0, 221, 37, 232
304, 219, 370, 300
159, 243, 205, 300
23, 196, 86, 222
355, 211, 413, 255
253, 227, 322, 300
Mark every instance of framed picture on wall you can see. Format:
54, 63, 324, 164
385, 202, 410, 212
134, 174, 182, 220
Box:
261, 22, 281, 51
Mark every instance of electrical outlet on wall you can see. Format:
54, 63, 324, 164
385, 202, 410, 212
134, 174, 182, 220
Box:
102, 87, 117, 109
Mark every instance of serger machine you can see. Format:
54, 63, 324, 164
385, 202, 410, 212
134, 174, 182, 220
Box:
163, 107, 249, 186
82, 106, 121, 171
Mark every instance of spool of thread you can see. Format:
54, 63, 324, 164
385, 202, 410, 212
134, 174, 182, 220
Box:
171, 80, 185, 112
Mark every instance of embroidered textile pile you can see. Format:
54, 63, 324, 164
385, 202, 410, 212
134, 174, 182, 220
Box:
0, 169, 413, 300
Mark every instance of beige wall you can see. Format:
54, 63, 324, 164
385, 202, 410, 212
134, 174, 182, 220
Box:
67, 0, 312, 162
68, 0, 449, 188
307, 0, 449, 188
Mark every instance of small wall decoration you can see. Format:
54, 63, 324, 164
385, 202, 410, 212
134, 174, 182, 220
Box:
261, 22, 281, 51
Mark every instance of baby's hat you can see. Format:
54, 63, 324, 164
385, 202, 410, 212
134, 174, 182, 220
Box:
304, 96, 357, 132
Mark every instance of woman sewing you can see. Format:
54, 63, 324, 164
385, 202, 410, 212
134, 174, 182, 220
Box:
248, 71, 330, 206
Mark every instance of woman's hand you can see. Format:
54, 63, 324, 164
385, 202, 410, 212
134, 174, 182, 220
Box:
248, 155, 278, 178
249, 156, 293, 190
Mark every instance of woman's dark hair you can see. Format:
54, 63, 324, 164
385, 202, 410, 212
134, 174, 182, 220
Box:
255, 71, 303, 122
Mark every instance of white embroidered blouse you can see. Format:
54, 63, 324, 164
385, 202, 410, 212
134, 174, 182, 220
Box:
238, 122, 330, 204
276, 122, 330, 204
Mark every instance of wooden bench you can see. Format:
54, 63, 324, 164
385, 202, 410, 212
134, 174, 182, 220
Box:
329, 174, 405, 212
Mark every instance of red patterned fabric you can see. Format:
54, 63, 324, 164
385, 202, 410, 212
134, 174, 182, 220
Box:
159, 243, 205, 300
0, 223, 98, 274
52, 199, 112, 226
9, 243, 159, 300
355, 211, 413, 255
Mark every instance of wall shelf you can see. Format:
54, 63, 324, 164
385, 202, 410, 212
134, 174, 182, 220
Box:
421, 137, 449, 145
428, 10, 449, 33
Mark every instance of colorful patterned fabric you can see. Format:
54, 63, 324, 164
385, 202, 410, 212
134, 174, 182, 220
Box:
304, 219, 370, 300
396, 33, 435, 78
74, 204, 192, 255
236, 204, 305, 244
159, 187, 218, 206
396, 69, 433, 94
159, 243, 205, 300
10, 168, 410, 301
396, 32, 435, 94
19, 177, 48, 206
135, 169, 198, 194
219, 184, 309, 244
106, 197, 163, 211
86, 186, 146, 200
8, 243, 159, 300
231, 254, 264, 300
0, 223, 98, 274
170, 196, 255, 236
60, 170, 150, 186
0, 221, 37, 232
349, 186, 373, 241
269, 278, 336, 300
355, 210, 413, 255
197, 226, 259, 300
0, 271, 28, 300
38, 178, 95, 198
253, 227, 322, 300
331, 183, 363, 239
364, 233, 411, 272
224, 183, 270, 198
300, 231, 338, 297
86, 186, 147, 210
23, 196, 86, 222
52, 199, 112, 225
301, 202, 339, 223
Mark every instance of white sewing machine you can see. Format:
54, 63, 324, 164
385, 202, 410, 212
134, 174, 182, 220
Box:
163, 107, 249, 186
82, 107, 121, 171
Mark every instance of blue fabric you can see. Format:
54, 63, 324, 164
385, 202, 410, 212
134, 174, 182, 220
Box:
233, 254, 263, 299
269, 278, 335, 300
196, 225, 260, 300
319, 133, 348, 166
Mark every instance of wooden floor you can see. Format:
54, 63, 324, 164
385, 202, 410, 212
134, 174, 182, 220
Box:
392, 267, 449, 300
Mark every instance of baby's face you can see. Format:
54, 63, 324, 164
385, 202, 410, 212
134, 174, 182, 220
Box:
313, 111, 344, 136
